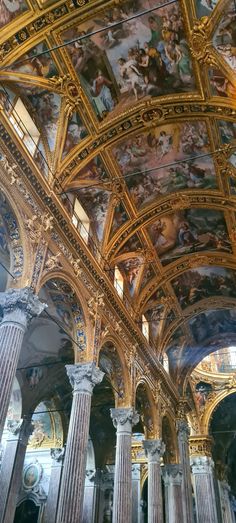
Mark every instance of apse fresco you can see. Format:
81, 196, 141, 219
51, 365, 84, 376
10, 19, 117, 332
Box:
113, 121, 217, 210
194, 0, 219, 17
172, 266, 236, 308
62, 112, 88, 159
208, 68, 236, 98
25, 88, 61, 151
62, 0, 195, 120
76, 187, 111, 242
148, 209, 231, 265
9, 42, 58, 78
189, 309, 236, 344
213, 2, 236, 74
109, 202, 130, 238
0, 0, 28, 29
217, 120, 236, 143
118, 256, 143, 295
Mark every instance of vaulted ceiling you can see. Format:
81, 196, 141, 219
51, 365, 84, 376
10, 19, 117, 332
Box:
0, 0, 236, 388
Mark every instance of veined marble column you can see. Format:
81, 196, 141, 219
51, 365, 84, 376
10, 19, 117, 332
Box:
132, 464, 141, 523
0, 288, 45, 441
191, 456, 218, 523
176, 420, 194, 523
111, 408, 139, 523
56, 363, 104, 523
219, 480, 235, 523
163, 465, 183, 523
143, 440, 165, 523
0, 417, 33, 523
43, 447, 65, 523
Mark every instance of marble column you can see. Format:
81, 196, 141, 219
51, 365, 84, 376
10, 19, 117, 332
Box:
219, 480, 234, 523
191, 456, 218, 523
43, 447, 65, 523
0, 287, 45, 441
132, 463, 141, 523
56, 363, 104, 523
110, 408, 139, 523
176, 420, 194, 523
82, 469, 97, 523
143, 439, 165, 523
163, 465, 183, 523
0, 417, 33, 523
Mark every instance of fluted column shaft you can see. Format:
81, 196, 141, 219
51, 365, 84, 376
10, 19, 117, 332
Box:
177, 420, 194, 523
56, 363, 104, 523
163, 465, 183, 523
0, 288, 45, 441
143, 440, 165, 523
43, 448, 65, 523
191, 457, 218, 523
0, 417, 33, 523
111, 408, 139, 523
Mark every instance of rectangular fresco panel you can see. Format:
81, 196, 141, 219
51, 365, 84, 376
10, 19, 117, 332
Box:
217, 120, 236, 144
0, 0, 28, 29
113, 121, 217, 210
148, 209, 231, 265
172, 266, 236, 308
62, 0, 195, 120
9, 42, 58, 78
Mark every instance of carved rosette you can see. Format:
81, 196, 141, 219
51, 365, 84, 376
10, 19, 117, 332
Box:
110, 408, 139, 434
190, 455, 215, 474
143, 439, 165, 463
0, 287, 46, 328
66, 362, 104, 395
190, 17, 217, 66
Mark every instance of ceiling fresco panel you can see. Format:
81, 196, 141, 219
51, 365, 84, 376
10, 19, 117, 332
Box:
0, 0, 29, 30
172, 266, 236, 308
194, 0, 219, 17
208, 68, 236, 98
147, 208, 231, 266
61, 0, 196, 121
213, 2, 236, 75
112, 121, 217, 211
7, 41, 59, 78
217, 119, 236, 143
70, 155, 110, 184
117, 255, 143, 296
62, 110, 88, 160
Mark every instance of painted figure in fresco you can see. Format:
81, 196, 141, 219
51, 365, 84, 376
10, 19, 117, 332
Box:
118, 57, 146, 101
91, 70, 115, 112
196, 0, 218, 17
0, 0, 27, 28
213, 4, 236, 72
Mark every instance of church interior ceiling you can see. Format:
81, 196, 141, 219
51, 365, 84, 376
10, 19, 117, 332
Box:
0, 0, 236, 388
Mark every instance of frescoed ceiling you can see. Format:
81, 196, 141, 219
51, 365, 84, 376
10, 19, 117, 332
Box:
0, 0, 236, 390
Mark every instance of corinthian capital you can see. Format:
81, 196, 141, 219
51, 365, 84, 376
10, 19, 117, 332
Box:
110, 408, 139, 434
66, 362, 104, 394
190, 456, 214, 474
176, 419, 190, 442
163, 464, 183, 486
143, 439, 165, 462
0, 287, 46, 327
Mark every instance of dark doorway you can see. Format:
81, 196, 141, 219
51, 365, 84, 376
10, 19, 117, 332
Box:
14, 500, 39, 523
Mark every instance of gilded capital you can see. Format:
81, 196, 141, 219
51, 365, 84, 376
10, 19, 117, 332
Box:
0, 287, 46, 328
143, 439, 165, 462
66, 362, 104, 394
189, 436, 213, 457
110, 407, 139, 433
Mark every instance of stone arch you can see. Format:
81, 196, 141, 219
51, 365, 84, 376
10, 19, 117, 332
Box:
38, 273, 88, 361
135, 380, 157, 439
201, 389, 236, 434
0, 184, 26, 290
98, 338, 129, 406
161, 414, 178, 464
